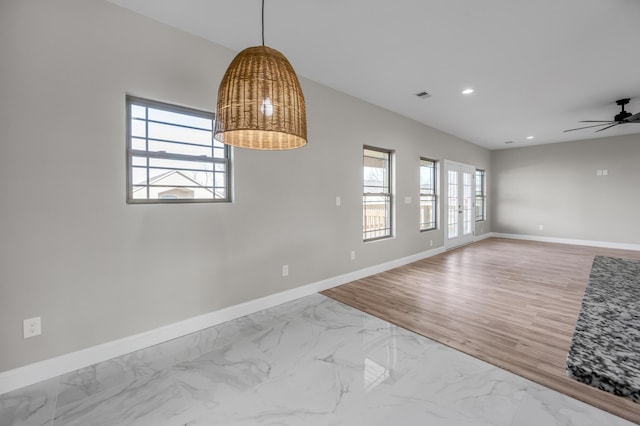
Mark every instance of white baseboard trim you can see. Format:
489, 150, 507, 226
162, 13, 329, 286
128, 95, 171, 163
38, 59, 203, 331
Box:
475, 232, 493, 242
490, 232, 640, 252
0, 246, 445, 395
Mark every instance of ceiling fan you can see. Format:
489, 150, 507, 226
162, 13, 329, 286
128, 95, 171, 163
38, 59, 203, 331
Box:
564, 98, 640, 133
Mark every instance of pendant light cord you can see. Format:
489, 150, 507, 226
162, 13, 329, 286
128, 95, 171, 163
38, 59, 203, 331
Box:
261, 0, 265, 46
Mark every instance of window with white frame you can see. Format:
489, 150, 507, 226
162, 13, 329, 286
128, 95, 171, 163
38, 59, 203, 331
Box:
126, 96, 230, 203
363, 146, 393, 241
475, 169, 486, 221
420, 158, 437, 231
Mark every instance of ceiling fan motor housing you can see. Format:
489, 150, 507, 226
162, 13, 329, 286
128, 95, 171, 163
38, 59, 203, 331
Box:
615, 111, 632, 121
615, 98, 631, 121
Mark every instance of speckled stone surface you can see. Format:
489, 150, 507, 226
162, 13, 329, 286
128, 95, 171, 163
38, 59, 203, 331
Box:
567, 256, 640, 402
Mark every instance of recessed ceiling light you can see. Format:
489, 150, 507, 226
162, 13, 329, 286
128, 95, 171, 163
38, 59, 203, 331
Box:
462, 88, 474, 95
526, 136, 534, 140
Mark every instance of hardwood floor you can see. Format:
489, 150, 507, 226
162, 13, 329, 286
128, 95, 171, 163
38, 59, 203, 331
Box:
322, 237, 640, 424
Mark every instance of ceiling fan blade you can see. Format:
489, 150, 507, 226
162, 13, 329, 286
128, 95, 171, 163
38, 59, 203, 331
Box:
625, 112, 640, 123
579, 120, 617, 123
594, 123, 620, 133
563, 123, 616, 132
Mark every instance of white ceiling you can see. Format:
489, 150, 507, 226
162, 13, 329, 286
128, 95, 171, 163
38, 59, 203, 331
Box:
107, 0, 640, 150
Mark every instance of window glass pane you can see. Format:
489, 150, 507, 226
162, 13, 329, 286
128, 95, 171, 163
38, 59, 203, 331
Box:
132, 137, 146, 150
213, 147, 226, 159
214, 172, 225, 188
131, 186, 148, 199
363, 194, 391, 240
214, 189, 227, 199
146, 167, 213, 188
131, 167, 147, 185
463, 172, 473, 235
476, 198, 485, 221
131, 156, 147, 166
448, 170, 458, 239
131, 119, 146, 138
363, 147, 392, 240
420, 159, 435, 194
420, 195, 436, 230
148, 158, 214, 172
147, 140, 212, 158
420, 158, 437, 231
148, 108, 212, 130
148, 121, 211, 145
147, 167, 171, 181
152, 186, 201, 200
364, 149, 390, 194
131, 104, 146, 119
364, 148, 387, 160
475, 169, 486, 221
127, 96, 230, 203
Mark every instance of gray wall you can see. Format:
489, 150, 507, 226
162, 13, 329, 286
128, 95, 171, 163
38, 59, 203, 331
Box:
491, 134, 640, 243
0, 0, 490, 372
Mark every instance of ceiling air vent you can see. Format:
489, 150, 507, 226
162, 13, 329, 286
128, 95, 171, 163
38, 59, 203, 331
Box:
416, 91, 431, 99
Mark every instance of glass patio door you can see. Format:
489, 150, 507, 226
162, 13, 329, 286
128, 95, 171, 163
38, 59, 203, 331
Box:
444, 160, 475, 249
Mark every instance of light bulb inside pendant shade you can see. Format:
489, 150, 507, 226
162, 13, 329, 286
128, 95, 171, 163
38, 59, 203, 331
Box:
260, 97, 274, 117
214, 45, 307, 150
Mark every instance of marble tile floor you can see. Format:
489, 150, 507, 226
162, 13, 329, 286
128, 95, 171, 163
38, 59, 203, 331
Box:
0, 294, 636, 426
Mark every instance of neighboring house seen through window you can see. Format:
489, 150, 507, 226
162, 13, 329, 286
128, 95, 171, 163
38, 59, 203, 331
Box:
363, 146, 393, 241
476, 169, 486, 221
420, 158, 437, 231
126, 96, 231, 203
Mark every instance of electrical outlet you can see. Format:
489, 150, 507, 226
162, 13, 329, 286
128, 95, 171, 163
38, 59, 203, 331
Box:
335, 196, 341, 206
430, 240, 433, 247
404, 196, 411, 204
23, 316, 41, 339
539, 225, 544, 231
602, 169, 608, 176
282, 265, 289, 277
350, 250, 356, 261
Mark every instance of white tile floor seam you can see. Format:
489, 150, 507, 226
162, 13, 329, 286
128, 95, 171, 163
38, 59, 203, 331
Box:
0, 293, 636, 426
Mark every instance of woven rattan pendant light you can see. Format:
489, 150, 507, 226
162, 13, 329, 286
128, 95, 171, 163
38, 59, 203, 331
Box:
214, 0, 307, 150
